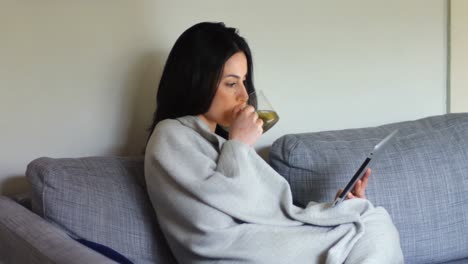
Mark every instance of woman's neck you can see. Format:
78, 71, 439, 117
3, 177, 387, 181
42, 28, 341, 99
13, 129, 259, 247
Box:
197, 114, 217, 133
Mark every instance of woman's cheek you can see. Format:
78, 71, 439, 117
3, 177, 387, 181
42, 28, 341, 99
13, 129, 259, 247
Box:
223, 109, 234, 126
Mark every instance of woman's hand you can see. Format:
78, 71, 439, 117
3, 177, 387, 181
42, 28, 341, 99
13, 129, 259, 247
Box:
335, 168, 371, 200
229, 105, 263, 146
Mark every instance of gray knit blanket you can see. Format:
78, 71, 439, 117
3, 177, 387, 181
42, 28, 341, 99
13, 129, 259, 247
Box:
145, 115, 403, 264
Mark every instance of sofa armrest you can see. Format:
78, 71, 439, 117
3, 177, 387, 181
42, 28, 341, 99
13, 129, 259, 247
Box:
0, 196, 116, 264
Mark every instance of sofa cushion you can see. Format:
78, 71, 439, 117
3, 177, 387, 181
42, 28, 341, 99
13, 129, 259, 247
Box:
270, 113, 468, 264
26, 156, 176, 264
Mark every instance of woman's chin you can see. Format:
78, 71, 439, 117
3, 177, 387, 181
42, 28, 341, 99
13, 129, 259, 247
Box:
218, 121, 231, 131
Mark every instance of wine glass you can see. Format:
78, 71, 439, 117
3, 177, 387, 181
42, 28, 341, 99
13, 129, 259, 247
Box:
248, 90, 279, 133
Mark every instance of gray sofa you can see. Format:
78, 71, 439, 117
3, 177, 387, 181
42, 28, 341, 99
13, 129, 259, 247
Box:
269, 113, 468, 264
1, 113, 467, 263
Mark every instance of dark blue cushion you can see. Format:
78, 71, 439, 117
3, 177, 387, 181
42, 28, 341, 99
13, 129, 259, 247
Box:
73, 237, 133, 264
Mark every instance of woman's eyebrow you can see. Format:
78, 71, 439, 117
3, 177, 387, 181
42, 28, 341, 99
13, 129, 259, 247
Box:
223, 74, 241, 79
223, 74, 247, 79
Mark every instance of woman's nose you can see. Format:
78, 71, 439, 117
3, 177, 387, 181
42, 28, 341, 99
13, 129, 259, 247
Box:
238, 83, 249, 102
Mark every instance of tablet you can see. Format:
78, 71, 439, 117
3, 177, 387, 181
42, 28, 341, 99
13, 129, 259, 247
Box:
332, 129, 398, 207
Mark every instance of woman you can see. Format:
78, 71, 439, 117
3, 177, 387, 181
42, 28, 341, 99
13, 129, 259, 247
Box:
145, 22, 403, 263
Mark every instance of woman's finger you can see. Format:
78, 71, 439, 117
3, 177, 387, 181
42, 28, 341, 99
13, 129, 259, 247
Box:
256, 117, 263, 125
361, 168, 371, 190
354, 180, 362, 196
356, 180, 367, 198
335, 189, 343, 200
232, 105, 243, 117
243, 105, 256, 114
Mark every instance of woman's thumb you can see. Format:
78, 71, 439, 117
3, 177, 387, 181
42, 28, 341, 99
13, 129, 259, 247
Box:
232, 105, 243, 117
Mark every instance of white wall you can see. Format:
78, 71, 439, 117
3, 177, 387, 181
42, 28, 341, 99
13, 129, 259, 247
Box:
450, 0, 468, 112
0, 0, 447, 195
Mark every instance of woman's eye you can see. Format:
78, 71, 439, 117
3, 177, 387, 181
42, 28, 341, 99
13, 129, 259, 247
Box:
227, 82, 236, 87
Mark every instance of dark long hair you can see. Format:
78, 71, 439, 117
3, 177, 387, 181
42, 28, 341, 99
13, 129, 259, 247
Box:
147, 22, 255, 141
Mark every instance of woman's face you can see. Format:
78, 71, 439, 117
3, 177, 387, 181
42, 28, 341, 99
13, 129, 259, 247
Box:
200, 51, 249, 130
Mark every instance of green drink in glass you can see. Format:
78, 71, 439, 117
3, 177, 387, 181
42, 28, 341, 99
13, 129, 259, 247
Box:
248, 90, 279, 133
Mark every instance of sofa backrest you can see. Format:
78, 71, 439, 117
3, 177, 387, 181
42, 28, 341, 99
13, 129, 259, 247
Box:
26, 156, 176, 264
270, 113, 468, 264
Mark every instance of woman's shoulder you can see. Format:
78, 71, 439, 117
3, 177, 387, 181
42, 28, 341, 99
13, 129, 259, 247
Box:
146, 119, 193, 155
146, 117, 220, 161
155, 118, 183, 131
152, 118, 195, 140
150, 116, 213, 146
